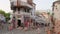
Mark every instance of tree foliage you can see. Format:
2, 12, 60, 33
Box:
0, 10, 10, 21
5, 13, 10, 21
0, 10, 6, 16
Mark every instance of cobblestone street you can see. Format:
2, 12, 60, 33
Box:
0, 23, 47, 34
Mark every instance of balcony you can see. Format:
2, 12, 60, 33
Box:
10, 0, 33, 9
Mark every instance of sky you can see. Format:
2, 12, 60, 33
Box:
0, 0, 56, 13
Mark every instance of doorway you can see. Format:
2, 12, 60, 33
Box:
17, 20, 21, 27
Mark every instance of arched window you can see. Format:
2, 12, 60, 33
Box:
45, 24, 47, 27
41, 23, 44, 27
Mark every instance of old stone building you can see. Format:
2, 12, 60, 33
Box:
53, 0, 60, 34
9, 0, 36, 28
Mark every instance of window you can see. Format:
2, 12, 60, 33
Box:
24, 9, 30, 13
41, 23, 44, 26
27, 9, 30, 13
45, 24, 47, 27
54, 5, 58, 11
55, 6, 57, 9
25, 9, 26, 12
18, 8, 20, 11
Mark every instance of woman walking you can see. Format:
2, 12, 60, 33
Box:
23, 20, 29, 31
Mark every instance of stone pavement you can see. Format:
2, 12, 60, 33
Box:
0, 23, 47, 34
1, 29, 47, 34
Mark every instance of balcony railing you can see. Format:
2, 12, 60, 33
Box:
13, 11, 31, 16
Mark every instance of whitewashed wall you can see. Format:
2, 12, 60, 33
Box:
20, 0, 27, 2
54, 3, 60, 20
53, 3, 60, 34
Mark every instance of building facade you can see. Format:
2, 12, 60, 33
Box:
53, 0, 60, 34
9, 0, 36, 28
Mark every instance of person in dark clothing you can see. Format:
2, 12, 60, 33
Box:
12, 17, 16, 28
17, 20, 21, 27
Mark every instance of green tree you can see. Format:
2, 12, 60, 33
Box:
0, 10, 6, 16
0, 10, 10, 22
5, 13, 10, 21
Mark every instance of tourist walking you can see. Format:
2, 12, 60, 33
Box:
23, 20, 29, 31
